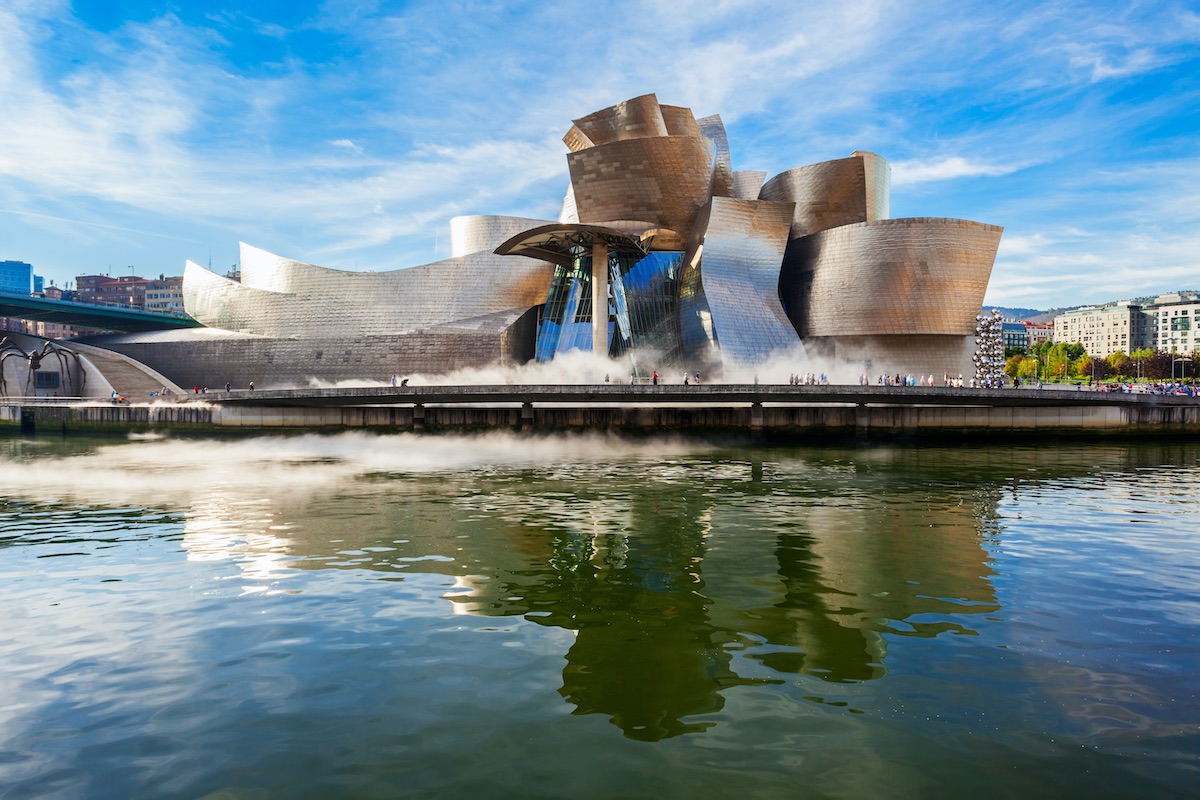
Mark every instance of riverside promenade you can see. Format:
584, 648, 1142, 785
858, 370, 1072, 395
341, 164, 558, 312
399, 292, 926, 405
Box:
3, 384, 1200, 438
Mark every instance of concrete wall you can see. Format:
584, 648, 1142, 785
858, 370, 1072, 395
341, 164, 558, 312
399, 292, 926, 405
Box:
5, 402, 1200, 437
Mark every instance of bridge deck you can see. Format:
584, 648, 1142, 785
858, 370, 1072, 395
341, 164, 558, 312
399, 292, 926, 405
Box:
0, 290, 202, 333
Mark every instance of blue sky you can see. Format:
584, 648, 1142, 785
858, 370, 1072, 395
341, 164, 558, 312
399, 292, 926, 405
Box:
1, 0, 1197, 309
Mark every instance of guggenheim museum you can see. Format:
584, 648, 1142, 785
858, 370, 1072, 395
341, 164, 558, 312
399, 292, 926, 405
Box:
81, 93, 1002, 388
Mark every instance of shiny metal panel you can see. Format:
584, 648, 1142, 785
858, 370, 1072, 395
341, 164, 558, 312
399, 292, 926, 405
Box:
570, 94, 668, 146
696, 114, 733, 198
449, 215, 554, 258
567, 136, 715, 240
731, 170, 767, 200
184, 246, 554, 341
679, 198, 802, 366
660, 105, 703, 138
779, 218, 1002, 338
759, 152, 891, 238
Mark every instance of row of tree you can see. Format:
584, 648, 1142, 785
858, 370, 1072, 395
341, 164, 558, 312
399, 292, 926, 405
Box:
1004, 341, 1198, 382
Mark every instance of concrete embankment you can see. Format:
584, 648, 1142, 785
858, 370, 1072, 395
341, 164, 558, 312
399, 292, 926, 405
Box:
4, 395, 1200, 438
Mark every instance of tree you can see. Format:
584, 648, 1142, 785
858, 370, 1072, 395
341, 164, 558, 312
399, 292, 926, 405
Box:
1078, 357, 1112, 381
1044, 342, 1080, 382
1142, 351, 1172, 380
1005, 354, 1025, 378
1108, 350, 1133, 378
1130, 348, 1156, 381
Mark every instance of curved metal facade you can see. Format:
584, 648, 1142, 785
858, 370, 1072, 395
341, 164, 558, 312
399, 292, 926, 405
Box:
96, 236, 557, 387
679, 198, 802, 367
730, 170, 767, 200
759, 151, 891, 238
567, 135, 716, 238
184, 243, 554, 340
563, 94, 734, 242
449, 215, 554, 258
83, 93, 1002, 386
778, 218, 1002, 337
568, 93, 669, 146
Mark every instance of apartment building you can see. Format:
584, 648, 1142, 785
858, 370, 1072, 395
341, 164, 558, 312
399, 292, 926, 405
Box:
1146, 292, 1200, 354
1053, 301, 1147, 358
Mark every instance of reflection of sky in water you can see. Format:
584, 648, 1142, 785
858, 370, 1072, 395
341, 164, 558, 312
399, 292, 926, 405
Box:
0, 435, 1197, 796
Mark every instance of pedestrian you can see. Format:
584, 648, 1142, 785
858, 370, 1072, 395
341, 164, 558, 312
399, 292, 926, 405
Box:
694, 372, 701, 385
604, 374, 610, 384
652, 371, 659, 385
684, 373, 689, 385
225, 382, 231, 392
249, 381, 254, 391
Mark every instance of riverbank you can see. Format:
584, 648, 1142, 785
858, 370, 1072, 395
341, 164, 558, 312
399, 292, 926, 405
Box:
4, 384, 1200, 438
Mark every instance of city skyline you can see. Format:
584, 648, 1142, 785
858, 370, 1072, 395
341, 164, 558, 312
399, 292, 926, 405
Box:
2, 0, 1198, 309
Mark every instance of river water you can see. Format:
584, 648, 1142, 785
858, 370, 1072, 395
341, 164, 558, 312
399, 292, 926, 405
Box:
0, 432, 1196, 799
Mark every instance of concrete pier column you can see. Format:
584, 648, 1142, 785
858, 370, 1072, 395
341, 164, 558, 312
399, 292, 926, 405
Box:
855, 403, 868, 437
19, 407, 34, 435
521, 402, 534, 432
412, 403, 425, 432
750, 402, 763, 435
591, 242, 609, 357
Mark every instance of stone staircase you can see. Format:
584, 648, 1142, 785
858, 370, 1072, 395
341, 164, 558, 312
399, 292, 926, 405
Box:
66, 342, 184, 399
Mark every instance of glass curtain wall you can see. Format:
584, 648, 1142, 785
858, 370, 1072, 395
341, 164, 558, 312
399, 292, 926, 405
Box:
535, 256, 595, 362
610, 251, 682, 363
536, 249, 684, 366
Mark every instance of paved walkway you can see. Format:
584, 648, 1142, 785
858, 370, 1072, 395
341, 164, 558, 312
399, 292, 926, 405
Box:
203, 384, 1199, 409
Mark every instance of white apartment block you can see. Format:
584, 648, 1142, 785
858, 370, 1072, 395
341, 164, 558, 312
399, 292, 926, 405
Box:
1054, 292, 1200, 357
1053, 301, 1148, 358
1146, 292, 1200, 354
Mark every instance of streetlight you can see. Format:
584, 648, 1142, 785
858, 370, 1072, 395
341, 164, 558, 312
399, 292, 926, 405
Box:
1173, 357, 1193, 383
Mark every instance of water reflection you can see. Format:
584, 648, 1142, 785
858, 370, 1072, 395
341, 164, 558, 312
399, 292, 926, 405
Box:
0, 435, 1196, 746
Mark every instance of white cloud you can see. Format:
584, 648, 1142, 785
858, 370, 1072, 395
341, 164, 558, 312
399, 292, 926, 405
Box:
1, 0, 1198, 310
330, 138, 363, 154
891, 157, 1023, 186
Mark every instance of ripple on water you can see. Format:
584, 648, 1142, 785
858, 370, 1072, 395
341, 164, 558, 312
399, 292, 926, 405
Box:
0, 436, 1198, 797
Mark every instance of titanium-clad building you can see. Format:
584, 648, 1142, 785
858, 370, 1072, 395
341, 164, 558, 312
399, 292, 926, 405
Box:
82, 93, 1002, 387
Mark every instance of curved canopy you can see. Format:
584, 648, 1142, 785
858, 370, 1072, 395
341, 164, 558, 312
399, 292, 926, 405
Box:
494, 222, 679, 266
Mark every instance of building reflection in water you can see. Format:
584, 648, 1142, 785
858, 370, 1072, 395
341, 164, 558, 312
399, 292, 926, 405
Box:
440, 455, 1001, 740
171, 447, 1025, 740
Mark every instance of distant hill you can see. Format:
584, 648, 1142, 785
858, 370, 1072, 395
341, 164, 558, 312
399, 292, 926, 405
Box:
985, 306, 1060, 323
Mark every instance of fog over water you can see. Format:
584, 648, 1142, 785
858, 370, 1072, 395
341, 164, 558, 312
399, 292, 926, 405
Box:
0, 431, 712, 506
296, 344, 866, 389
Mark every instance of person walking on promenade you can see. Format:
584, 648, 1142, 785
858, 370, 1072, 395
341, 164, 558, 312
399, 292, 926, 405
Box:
249, 381, 254, 391
225, 382, 232, 392
652, 371, 659, 385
